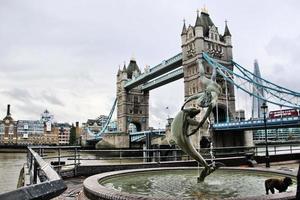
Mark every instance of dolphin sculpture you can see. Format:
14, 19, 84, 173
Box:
169, 59, 222, 182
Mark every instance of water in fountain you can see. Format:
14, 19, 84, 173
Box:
101, 169, 296, 199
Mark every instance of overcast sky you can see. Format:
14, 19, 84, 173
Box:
1, 0, 300, 127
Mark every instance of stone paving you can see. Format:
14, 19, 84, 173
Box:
52, 176, 85, 200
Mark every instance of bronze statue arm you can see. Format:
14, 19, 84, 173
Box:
181, 92, 205, 110
187, 105, 213, 136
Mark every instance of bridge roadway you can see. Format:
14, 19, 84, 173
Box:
124, 53, 182, 90
130, 117, 300, 142
86, 116, 300, 143
130, 129, 165, 142
213, 116, 300, 131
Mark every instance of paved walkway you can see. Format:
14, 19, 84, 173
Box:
53, 161, 300, 200
52, 176, 86, 200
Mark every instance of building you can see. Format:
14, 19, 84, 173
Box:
83, 115, 113, 134
83, 119, 102, 134
252, 60, 266, 119
107, 120, 118, 132
55, 123, 71, 145
16, 120, 45, 145
253, 128, 300, 142
0, 105, 61, 146
96, 115, 109, 128
0, 105, 17, 145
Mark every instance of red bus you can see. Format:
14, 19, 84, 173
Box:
269, 109, 299, 119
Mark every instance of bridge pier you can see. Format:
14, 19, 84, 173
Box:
95, 132, 130, 149
213, 130, 253, 148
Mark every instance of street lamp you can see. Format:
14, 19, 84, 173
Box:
261, 102, 270, 168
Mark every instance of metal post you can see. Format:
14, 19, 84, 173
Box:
216, 103, 219, 123
224, 78, 229, 122
74, 147, 77, 176
33, 159, 38, 184
58, 148, 61, 174
158, 149, 160, 163
119, 149, 122, 164
78, 148, 81, 166
173, 150, 177, 161
262, 102, 270, 168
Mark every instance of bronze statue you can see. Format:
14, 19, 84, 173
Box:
170, 59, 222, 182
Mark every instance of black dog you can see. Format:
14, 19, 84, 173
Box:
265, 177, 293, 195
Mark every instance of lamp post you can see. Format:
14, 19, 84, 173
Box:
261, 102, 270, 168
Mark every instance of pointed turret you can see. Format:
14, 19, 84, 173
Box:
181, 19, 187, 44
198, 9, 215, 37
117, 65, 121, 76
223, 20, 232, 45
224, 21, 231, 36
181, 19, 187, 35
122, 63, 126, 71
126, 58, 140, 79
194, 10, 204, 37
195, 10, 202, 27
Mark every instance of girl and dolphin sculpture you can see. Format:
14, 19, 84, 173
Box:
169, 58, 223, 182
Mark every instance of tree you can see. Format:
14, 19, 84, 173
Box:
69, 124, 77, 145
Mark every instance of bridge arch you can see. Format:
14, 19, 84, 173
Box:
212, 103, 233, 123
128, 121, 142, 133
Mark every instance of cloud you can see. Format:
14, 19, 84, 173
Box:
264, 35, 300, 92
41, 91, 64, 106
1, 88, 33, 103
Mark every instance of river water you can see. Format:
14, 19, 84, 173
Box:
0, 152, 26, 193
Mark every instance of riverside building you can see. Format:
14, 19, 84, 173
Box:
0, 105, 74, 146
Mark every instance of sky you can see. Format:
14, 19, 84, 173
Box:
1, 0, 300, 127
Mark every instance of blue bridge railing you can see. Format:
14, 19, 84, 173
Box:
213, 116, 300, 131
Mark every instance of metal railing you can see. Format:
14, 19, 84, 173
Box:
75, 144, 300, 164
213, 116, 300, 130
21, 144, 298, 167
36, 146, 81, 176
254, 143, 300, 156
0, 147, 67, 200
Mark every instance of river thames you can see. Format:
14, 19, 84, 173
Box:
0, 152, 26, 193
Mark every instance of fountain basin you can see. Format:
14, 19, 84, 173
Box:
83, 167, 297, 200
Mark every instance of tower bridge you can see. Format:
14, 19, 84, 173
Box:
117, 10, 235, 135
87, 9, 300, 149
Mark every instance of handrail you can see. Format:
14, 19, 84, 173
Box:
0, 147, 67, 200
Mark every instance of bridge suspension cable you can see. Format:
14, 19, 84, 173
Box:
86, 98, 118, 140
202, 52, 300, 109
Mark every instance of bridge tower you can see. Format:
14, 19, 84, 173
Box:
116, 59, 149, 133
181, 9, 248, 147
181, 9, 241, 147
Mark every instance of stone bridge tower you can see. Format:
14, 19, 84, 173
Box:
116, 59, 149, 133
181, 9, 236, 123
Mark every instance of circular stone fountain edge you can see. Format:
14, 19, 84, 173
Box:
83, 167, 297, 200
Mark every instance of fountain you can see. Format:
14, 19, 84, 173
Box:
83, 167, 297, 200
